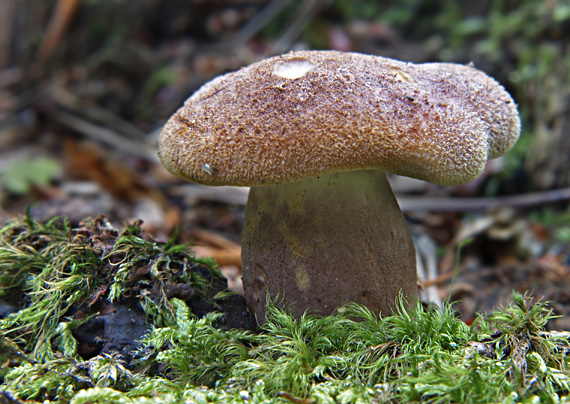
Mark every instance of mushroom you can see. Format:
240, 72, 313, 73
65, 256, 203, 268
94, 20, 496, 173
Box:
158, 50, 520, 322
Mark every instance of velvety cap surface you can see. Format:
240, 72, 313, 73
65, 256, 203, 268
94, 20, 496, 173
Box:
159, 50, 520, 186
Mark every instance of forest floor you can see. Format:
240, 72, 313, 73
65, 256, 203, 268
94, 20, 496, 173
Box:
1, 0, 570, 328
2, 1, 570, 402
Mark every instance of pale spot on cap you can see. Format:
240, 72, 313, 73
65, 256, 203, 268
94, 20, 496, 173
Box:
274, 60, 314, 79
159, 50, 521, 187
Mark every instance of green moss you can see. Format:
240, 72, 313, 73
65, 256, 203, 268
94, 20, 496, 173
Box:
0, 214, 224, 363
1, 216, 570, 403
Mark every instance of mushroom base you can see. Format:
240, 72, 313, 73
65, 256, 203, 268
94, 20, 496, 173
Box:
242, 169, 418, 323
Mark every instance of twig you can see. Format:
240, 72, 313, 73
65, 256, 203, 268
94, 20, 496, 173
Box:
421, 267, 462, 287
0, 0, 16, 68
167, 184, 570, 212
51, 86, 148, 141
192, 228, 240, 249
232, 0, 295, 48
269, 0, 327, 55
415, 234, 442, 307
36, 0, 81, 63
397, 188, 570, 212
51, 109, 158, 162
168, 184, 249, 205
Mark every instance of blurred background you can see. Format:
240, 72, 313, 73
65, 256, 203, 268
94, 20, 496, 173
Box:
1, 0, 570, 325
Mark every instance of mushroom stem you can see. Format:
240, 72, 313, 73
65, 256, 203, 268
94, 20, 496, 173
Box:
242, 169, 418, 323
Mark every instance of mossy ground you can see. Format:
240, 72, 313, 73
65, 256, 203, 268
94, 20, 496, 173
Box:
1, 216, 570, 403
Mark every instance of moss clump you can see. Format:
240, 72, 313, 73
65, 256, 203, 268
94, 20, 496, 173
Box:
1, 215, 570, 403
0, 214, 250, 366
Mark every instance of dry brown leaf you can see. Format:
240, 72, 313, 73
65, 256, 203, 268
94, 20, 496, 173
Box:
191, 245, 242, 268
63, 138, 167, 204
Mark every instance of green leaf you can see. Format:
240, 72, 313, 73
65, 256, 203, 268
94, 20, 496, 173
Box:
1, 157, 60, 195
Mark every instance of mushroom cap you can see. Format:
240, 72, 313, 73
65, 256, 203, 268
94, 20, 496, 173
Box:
159, 50, 520, 186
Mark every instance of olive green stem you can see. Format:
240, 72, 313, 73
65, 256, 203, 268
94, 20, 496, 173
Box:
242, 169, 418, 323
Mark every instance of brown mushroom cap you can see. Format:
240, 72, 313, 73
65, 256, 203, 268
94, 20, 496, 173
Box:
159, 50, 520, 187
